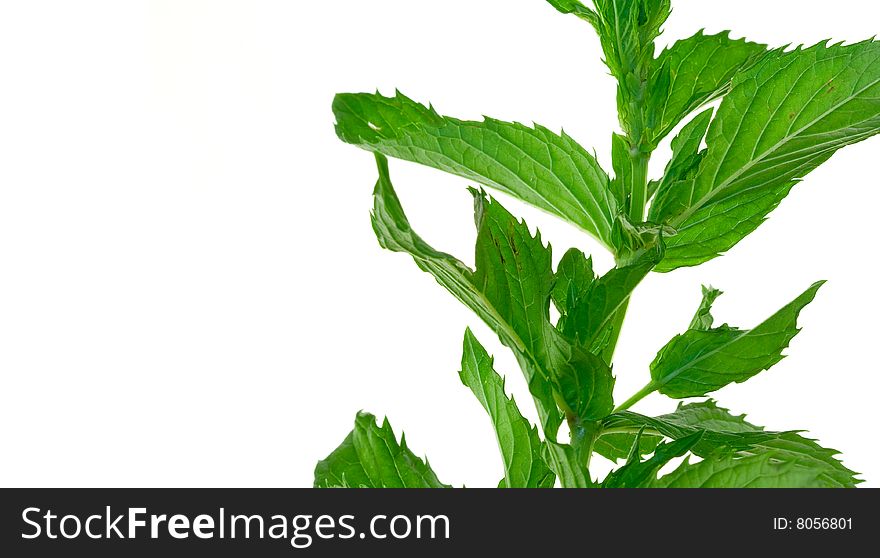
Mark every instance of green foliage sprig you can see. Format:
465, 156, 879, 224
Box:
315, 0, 878, 488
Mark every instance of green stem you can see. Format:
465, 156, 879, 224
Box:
568, 416, 600, 471
612, 381, 658, 413
627, 149, 650, 222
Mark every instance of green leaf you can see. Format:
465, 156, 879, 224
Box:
459, 330, 555, 488
647, 32, 766, 143
688, 285, 723, 331
649, 108, 713, 220
657, 40, 880, 271
550, 333, 616, 423
658, 400, 758, 433
611, 133, 635, 211
653, 451, 838, 488
650, 281, 823, 398
371, 154, 615, 437
543, 441, 595, 488
602, 401, 860, 487
473, 183, 615, 424
551, 248, 595, 318
551, 249, 619, 362
334, 91, 617, 250
593, 431, 661, 462
555, 249, 658, 358
660, 401, 859, 487
602, 431, 703, 488
314, 412, 449, 488
656, 181, 796, 271
589, 0, 671, 79
601, 410, 772, 455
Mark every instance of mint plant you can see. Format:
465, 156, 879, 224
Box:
315, 0, 879, 488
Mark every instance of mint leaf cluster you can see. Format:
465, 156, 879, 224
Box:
315, 0, 876, 488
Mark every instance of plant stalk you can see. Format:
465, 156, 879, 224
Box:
627, 149, 650, 222
568, 417, 600, 471
613, 382, 658, 413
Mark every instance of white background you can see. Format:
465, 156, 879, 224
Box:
1, 0, 878, 487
